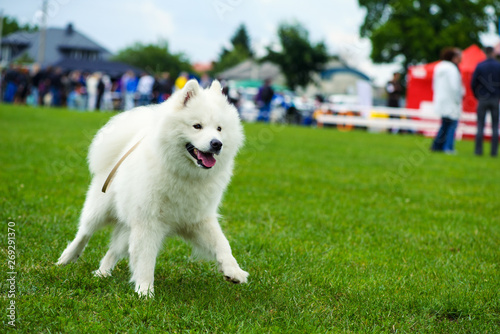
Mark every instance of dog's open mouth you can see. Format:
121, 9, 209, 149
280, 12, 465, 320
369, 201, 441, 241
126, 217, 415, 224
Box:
186, 143, 216, 169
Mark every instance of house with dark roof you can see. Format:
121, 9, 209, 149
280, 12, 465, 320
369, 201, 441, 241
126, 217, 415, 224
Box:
0, 23, 141, 76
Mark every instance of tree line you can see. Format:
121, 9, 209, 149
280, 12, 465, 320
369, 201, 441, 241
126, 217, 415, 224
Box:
3, 0, 499, 89
112, 22, 330, 91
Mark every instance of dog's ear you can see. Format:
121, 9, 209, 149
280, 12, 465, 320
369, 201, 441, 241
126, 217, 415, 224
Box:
181, 79, 200, 107
209, 80, 222, 93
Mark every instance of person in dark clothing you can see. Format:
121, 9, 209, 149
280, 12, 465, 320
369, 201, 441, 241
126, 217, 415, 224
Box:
386, 72, 405, 133
14, 69, 30, 104
96, 77, 105, 110
386, 72, 403, 108
38, 67, 52, 105
30, 65, 43, 106
50, 67, 64, 106
3, 66, 18, 103
256, 78, 274, 122
156, 72, 173, 103
152, 75, 160, 103
471, 46, 500, 157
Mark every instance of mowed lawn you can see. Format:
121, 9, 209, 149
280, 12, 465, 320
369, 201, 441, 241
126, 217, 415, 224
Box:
1, 105, 499, 333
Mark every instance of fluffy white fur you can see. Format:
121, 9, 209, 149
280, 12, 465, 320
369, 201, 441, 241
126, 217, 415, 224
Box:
57, 80, 248, 297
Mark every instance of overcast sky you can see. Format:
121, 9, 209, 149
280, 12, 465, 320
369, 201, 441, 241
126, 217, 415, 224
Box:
2, 0, 499, 86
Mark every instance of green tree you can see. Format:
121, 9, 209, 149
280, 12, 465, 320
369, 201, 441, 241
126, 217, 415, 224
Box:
1, 15, 38, 37
113, 41, 192, 77
230, 24, 253, 58
358, 0, 500, 70
212, 24, 253, 74
264, 21, 329, 90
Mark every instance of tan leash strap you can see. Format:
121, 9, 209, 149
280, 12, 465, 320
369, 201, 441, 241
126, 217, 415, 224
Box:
102, 138, 143, 193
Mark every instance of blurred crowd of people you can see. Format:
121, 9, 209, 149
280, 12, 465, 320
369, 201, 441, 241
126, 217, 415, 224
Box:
0, 65, 195, 111
2, 64, 311, 127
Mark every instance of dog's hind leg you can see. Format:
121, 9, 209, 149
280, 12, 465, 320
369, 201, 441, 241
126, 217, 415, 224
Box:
93, 223, 130, 277
57, 181, 111, 265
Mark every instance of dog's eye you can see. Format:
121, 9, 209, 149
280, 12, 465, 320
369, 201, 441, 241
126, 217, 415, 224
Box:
217, 126, 222, 132
193, 124, 202, 130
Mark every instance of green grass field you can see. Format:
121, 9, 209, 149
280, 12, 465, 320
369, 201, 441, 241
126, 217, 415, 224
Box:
1, 105, 499, 333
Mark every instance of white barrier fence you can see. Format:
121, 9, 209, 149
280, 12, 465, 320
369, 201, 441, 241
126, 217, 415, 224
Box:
316, 104, 496, 139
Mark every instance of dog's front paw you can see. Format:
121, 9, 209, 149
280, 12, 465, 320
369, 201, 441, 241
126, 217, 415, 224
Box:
222, 266, 249, 284
93, 269, 112, 278
135, 284, 154, 298
56, 249, 79, 266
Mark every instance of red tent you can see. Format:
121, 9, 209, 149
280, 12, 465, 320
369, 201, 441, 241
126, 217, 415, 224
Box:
460, 45, 487, 112
406, 61, 439, 110
406, 45, 486, 112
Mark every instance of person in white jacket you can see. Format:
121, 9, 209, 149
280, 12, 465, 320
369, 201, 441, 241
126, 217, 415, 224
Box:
86, 72, 101, 111
136, 72, 155, 106
431, 47, 464, 153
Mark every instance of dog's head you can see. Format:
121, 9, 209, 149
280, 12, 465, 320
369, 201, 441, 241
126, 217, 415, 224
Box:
159, 79, 244, 172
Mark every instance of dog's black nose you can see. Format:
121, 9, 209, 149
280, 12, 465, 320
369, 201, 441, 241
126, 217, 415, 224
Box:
210, 139, 223, 152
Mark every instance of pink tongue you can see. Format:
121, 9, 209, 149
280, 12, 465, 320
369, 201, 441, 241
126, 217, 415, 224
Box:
196, 151, 216, 168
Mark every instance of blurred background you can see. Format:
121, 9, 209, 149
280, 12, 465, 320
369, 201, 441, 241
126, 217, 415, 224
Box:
1, 0, 499, 128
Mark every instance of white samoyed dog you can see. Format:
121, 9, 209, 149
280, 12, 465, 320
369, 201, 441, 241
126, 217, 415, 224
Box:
57, 80, 248, 297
